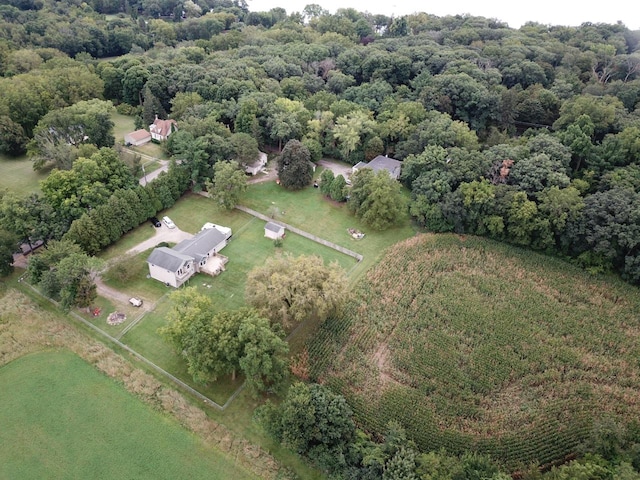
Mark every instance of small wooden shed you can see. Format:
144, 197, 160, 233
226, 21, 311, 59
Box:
264, 222, 285, 240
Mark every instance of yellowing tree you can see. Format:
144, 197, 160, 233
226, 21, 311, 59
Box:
246, 254, 348, 330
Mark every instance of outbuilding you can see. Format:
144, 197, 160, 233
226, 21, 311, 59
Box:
124, 129, 152, 146
264, 221, 285, 240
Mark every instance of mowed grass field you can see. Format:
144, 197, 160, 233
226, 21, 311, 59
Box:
112, 112, 136, 143
0, 351, 258, 480
241, 179, 416, 284
0, 112, 135, 195
307, 233, 640, 470
0, 153, 47, 194
0, 274, 321, 480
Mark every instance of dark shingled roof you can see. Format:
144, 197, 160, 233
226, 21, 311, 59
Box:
173, 228, 227, 263
147, 247, 192, 272
265, 221, 284, 233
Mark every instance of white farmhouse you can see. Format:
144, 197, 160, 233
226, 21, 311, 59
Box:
146, 226, 230, 287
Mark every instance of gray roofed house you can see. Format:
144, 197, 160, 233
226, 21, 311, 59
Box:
147, 247, 194, 272
174, 228, 228, 264
351, 155, 403, 180
146, 225, 231, 288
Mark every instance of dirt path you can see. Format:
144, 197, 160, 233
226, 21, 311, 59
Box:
247, 156, 354, 185
94, 276, 142, 307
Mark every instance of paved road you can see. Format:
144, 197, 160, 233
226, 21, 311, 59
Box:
139, 160, 169, 185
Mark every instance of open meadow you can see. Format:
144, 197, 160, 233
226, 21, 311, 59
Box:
0, 351, 258, 480
0, 153, 47, 194
307, 233, 640, 470
0, 278, 293, 480
112, 112, 136, 143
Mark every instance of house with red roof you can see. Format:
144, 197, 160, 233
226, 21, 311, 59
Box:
149, 116, 178, 142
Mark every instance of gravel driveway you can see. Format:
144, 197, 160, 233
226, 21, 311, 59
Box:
317, 158, 353, 179
126, 224, 193, 255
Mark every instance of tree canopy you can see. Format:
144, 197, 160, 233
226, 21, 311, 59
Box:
245, 253, 348, 329
277, 139, 314, 190
348, 169, 408, 230
160, 289, 289, 395
206, 160, 247, 210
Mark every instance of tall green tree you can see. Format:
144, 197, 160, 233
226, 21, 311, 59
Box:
568, 187, 640, 282
237, 315, 289, 396
0, 115, 28, 156
0, 229, 18, 277
206, 160, 247, 210
257, 382, 356, 471
348, 169, 407, 230
160, 290, 288, 393
26, 239, 100, 310
277, 139, 313, 190
141, 85, 167, 126
329, 174, 347, 202
28, 99, 116, 171
319, 168, 335, 196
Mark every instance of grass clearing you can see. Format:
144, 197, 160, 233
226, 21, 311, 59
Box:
241, 181, 416, 284
0, 153, 47, 194
99, 224, 158, 262
0, 351, 258, 480
307, 233, 640, 470
96, 186, 409, 404
131, 142, 168, 160
0, 278, 319, 479
112, 112, 136, 143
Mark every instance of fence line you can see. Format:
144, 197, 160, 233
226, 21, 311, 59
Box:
235, 205, 364, 262
21, 280, 231, 411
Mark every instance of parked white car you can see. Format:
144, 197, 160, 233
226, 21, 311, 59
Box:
129, 297, 143, 307
162, 216, 176, 229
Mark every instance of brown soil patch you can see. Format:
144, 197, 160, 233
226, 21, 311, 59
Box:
372, 343, 402, 388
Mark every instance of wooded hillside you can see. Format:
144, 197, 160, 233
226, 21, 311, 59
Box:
1, 0, 639, 282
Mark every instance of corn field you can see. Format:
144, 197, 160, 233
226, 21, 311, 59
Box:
306, 233, 640, 470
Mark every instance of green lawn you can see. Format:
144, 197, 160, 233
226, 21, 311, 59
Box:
165, 193, 257, 236
241, 181, 417, 283
113, 196, 357, 404
112, 112, 136, 143
132, 141, 168, 159
0, 350, 258, 480
0, 153, 47, 194
99, 223, 158, 262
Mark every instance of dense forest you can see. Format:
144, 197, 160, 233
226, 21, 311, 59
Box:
1, 0, 639, 284
1, 0, 640, 477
